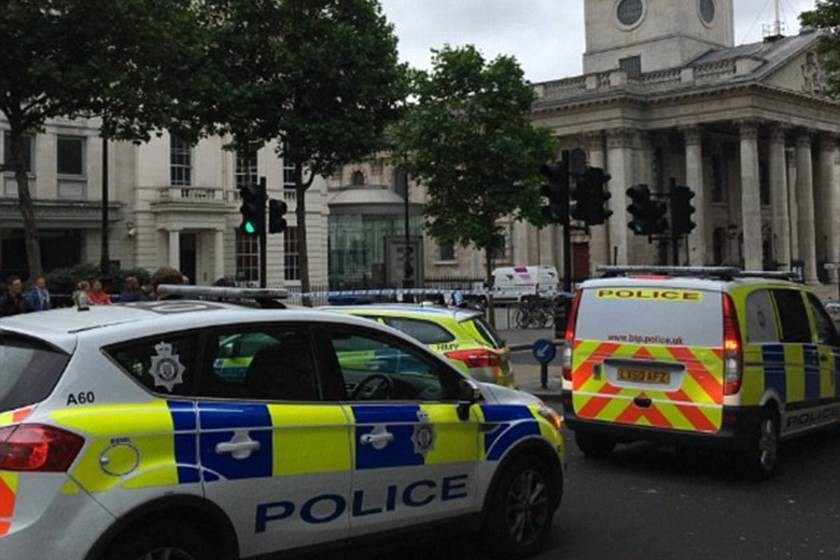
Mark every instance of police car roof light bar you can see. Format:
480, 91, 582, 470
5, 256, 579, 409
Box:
597, 265, 742, 279
737, 270, 800, 280
156, 285, 289, 301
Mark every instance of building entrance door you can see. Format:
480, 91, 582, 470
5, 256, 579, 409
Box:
180, 232, 197, 284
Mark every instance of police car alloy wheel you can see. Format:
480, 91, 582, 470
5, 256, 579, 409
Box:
103, 521, 216, 560
505, 468, 550, 547
738, 410, 780, 479
139, 548, 196, 560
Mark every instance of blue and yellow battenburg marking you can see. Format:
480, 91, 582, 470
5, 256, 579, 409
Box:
54, 399, 554, 492
752, 344, 838, 404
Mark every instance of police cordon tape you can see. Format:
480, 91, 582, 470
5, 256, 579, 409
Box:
289, 288, 573, 300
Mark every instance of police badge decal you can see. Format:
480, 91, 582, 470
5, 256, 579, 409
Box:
412, 410, 436, 458
149, 341, 186, 392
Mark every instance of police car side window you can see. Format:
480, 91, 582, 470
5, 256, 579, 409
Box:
201, 326, 321, 402
326, 328, 459, 402
746, 290, 779, 343
108, 335, 199, 397
771, 290, 813, 344
806, 294, 840, 346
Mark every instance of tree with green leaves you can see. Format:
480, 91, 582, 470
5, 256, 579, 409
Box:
202, 0, 407, 299
393, 46, 557, 320
802, 2, 840, 97
0, 0, 205, 278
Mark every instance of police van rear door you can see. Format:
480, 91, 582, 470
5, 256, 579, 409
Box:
571, 282, 726, 434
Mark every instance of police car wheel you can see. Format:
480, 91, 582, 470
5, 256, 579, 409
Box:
483, 455, 554, 558
739, 410, 779, 479
104, 521, 217, 560
574, 431, 616, 459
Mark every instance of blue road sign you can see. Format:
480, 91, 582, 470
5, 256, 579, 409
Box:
533, 339, 556, 364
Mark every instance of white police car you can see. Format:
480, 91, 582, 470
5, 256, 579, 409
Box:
0, 287, 565, 559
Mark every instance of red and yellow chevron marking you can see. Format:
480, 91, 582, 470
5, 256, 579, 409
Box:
0, 472, 19, 538
572, 341, 724, 433
0, 407, 33, 427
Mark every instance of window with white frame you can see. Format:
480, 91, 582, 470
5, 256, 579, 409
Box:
439, 241, 455, 261
235, 150, 258, 190
57, 136, 85, 176
284, 226, 300, 281
3, 132, 35, 173
235, 229, 260, 283
170, 135, 192, 186
282, 142, 296, 189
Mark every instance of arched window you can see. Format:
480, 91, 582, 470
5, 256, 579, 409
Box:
351, 170, 365, 187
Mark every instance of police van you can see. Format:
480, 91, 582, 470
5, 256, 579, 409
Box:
0, 287, 565, 559
561, 267, 840, 478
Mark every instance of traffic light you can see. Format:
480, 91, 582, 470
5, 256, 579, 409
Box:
574, 167, 613, 225
671, 185, 697, 236
268, 199, 288, 234
626, 184, 667, 236
540, 161, 570, 223
239, 183, 266, 236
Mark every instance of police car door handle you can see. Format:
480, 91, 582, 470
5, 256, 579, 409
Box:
360, 431, 394, 449
216, 435, 261, 460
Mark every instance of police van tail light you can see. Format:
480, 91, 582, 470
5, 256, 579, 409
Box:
722, 293, 743, 396
0, 424, 84, 472
562, 289, 582, 381
446, 349, 501, 369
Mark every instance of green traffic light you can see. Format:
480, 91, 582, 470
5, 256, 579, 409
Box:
243, 221, 257, 235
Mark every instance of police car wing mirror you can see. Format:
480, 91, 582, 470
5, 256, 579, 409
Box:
457, 378, 481, 422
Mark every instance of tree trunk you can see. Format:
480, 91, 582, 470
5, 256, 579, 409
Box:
9, 130, 42, 278
100, 134, 110, 276
485, 247, 496, 327
295, 163, 312, 307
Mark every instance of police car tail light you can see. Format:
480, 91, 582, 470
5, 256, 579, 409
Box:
722, 293, 743, 396
446, 349, 501, 369
563, 290, 583, 381
0, 424, 84, 472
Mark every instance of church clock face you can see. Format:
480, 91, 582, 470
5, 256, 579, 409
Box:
699, 0, 716, 25
616, 0, 644, 27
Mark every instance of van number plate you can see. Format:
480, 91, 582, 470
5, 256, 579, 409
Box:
617, 368, 670, 385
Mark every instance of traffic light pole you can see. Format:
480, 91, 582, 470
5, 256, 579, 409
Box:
259, 177, 268, 289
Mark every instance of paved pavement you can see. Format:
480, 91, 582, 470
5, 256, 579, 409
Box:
331, 421, 840, 560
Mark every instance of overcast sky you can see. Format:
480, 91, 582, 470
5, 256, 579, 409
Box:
379, 0, 817, 82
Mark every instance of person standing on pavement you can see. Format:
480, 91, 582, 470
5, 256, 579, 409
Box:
119, 276, 148, 303
151, 267, 185, 300
0, 275, 30, 317
24, 275, 52, 312
87, 279, 112, 306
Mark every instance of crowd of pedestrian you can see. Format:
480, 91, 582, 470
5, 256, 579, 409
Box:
0, 266, 190, 318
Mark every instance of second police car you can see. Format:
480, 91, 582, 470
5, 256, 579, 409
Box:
561, 266, 840, 478
0, 287, 565, 560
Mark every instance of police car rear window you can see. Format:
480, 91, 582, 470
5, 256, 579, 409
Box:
575, 287, 723, 347
379, 317, 455, 345
0, 333, 70, 412
468, 317, 504, 349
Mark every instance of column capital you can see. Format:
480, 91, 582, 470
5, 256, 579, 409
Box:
819, 132, 840, 151
580, 130, 604, 152
606, 128, 636, 149
736, 119, 761, 140
768, 124, 790, 144
680, 125, 703, 146
795, 129, 814, 149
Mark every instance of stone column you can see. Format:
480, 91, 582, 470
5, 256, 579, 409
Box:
795, 131, 819, 283
786, 148, 799, 260
606, 128, 634, 265
582, 131, 608, 273
768, 126, 791, 270
214, 228, 225, 282
683, 126, 707, 266
168, 229, 180, 270
820, 135, 840, 283
739, 121, 763, 271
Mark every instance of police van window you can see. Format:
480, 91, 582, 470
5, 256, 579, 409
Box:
108, 335, 199, 397
771, 290, 813, 343
806, 293, 840, 346
0, 334, 70, 411
326, 329, 458, 402
379, 317, 455, 345
745, 290, 779, 343
202, 327, 320, 401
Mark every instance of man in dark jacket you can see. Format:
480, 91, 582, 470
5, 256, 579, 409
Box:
24, 275, 52, 311
0, 275, 29, 317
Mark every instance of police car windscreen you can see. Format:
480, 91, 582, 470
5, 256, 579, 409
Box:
575, 287, 723, 347
0, 334, 70, 411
